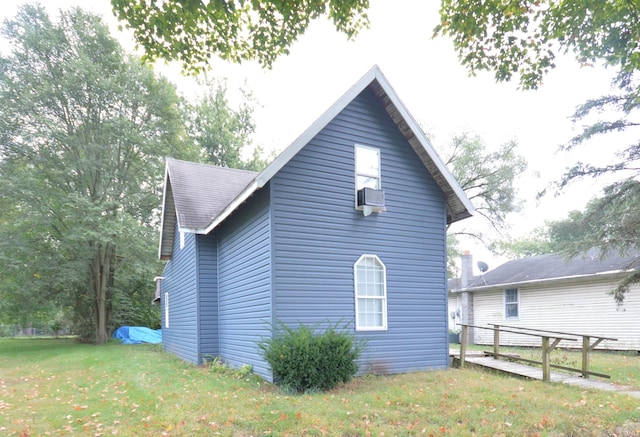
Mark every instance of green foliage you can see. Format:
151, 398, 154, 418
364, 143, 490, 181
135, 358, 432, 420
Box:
546, 180, 640, 303
435, 1, 640, 91
186, 77, 271, 171
502, 180, 640, 302
258, 320, 364, 393
110, 0, 370, 73
436, 2, 640, 244
0, 5, 197, 343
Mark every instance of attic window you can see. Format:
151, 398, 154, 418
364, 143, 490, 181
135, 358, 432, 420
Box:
355, 144, 381, 191
355, 145, 385, 215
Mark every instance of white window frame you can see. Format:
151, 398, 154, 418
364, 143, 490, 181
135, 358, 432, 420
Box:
164, 292, 170, 328
354, 254, 388, 331
354, 144, 381, 207
504, 288, 519, 319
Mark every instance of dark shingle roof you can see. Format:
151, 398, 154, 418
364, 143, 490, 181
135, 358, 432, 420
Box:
168, 159, 257, 231
455, 248, 640, 291
158, 159, 257, 259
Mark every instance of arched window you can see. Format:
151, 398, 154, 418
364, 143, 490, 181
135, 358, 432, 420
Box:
354, 254, 387, 331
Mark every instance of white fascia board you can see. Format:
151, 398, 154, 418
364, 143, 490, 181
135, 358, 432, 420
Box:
197, 65, 475, 234
254, 66, 380, 188
157, 159, 171, 259
373, 69, 475, 216
194, 68, 380, 235
456, 269, 631, 293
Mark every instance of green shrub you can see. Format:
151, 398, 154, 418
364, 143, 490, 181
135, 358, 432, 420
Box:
258, 320, 365, 393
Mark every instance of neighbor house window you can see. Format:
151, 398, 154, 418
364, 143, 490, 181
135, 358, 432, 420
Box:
164, 292, 170, 328
354, 254, 387, 331
355, 144, 381, 192
504, 288, 519, 319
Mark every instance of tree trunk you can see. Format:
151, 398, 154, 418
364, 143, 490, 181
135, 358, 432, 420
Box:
90, 241, 115, 344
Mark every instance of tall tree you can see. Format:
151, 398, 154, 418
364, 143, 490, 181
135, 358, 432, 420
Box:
187, 78, 270, 171
435, 1, 640, 189
501, 180, 640, 303
436, 1, 640, 292
443, 132, 527, 274
0, 4, 195, 343
110, 0, 370, 72
435, 1, 639, 92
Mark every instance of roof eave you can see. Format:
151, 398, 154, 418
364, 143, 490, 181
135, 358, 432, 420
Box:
158, 161, 174, 260
453, 269, 632, 292
255, 65, 473, 223
200, 180, 261, 235
366, 73, 475, 224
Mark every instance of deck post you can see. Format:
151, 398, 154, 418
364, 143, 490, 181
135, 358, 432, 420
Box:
493, 325, 500, 360
541, 336, 550, 382
582, 336, 590, 379
460, 325, 468, 368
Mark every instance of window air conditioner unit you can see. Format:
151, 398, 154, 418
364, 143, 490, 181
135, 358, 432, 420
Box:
357, 188, 385, 208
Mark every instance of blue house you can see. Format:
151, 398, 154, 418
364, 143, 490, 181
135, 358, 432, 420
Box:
156, 66, 474, 380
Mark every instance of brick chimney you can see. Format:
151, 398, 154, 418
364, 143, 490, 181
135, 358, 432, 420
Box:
460, 250, 473, 288
459, 251, 474, 345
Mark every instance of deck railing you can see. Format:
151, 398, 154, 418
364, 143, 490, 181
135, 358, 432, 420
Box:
457, 323, 617, 382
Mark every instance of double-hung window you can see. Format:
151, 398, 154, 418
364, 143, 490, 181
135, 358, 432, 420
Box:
355, 144, 381, 192
354, 254, 387, 330
504, 288, 519, 319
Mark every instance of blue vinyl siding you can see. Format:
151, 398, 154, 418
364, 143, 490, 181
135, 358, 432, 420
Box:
160, 230, 200, 363
271, 86, 449, 374
197, 233, 219, 358
217, 188, 272, 379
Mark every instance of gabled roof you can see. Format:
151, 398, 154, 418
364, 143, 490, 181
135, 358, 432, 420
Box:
158, 159, 257, 259
453, 248, 640, 292
159, 65, 474, 259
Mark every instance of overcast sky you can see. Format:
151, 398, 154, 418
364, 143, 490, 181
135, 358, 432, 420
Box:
2, 0, 622, 270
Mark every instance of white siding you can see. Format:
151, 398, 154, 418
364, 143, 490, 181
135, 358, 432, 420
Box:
471, 278, 640, 350
447, 293, 461, 332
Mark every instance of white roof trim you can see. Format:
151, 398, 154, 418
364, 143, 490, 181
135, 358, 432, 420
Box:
197, 64, 473, 235
200, 180, 259, 235
454, 269, 632, 293
254, 66, 382, 188
158, 161, 171, 259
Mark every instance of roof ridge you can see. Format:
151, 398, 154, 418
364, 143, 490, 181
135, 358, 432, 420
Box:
167, 157, 259, 175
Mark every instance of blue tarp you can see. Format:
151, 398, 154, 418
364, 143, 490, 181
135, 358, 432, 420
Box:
112, 326, 162, 344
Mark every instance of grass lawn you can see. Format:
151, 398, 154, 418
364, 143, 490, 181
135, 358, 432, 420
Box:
1, 338, 639, 436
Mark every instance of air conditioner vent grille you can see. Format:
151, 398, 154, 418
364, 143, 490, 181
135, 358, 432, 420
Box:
357, 188, 385, 207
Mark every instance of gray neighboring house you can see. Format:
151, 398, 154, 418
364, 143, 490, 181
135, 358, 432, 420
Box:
156, 66, 474, 381
448, 249, 640, 350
